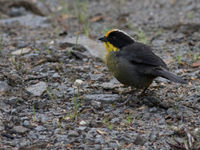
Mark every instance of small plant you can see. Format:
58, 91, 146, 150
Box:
45, 45, 51, 55
107, 123, 113, 130
0, 35, 3, 54
103, 116, 114, 130
73, 0, 90, 36
173, 104, 178, 114
192, 53, 199, 63
66, 86, 82, 121
46, 87, 54, 100
10, 56, 20, 71
57, 119, 62, 130
187, 12, 193, 20
137, 29, 148, 44
58, 0, 69, 15
126, 113, 134, 125
75, 32, 80, 49
176, 55, 182, 64
32, 104, 36, 121
67, 48, 71, 56
154, 28, 163, 37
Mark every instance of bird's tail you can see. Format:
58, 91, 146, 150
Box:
154, 69, 187, 84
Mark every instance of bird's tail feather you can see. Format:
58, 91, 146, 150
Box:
154, 69, 187, 84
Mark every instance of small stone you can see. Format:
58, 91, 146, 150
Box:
79, 120, 87, 125
101, 79, 119, 90
35, 126, 45, 132
149, 107, 158, 113
52, 73, 60, 78
54, 128, 61, 134
23, 120, 31, 127
111, 118, 120, 124
68, 130, 79, 137
26, 82, 47, 96
8, 7, 26, 17
0, 81, 10, 95
77, 126, 87, 131
84, 94, 120, 103
13, 126, 28, 134
91, 100, 102, 108
11, 47, 32, 55
134, 135, 145, 146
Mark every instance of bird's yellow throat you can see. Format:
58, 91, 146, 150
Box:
104, 42, 119, 54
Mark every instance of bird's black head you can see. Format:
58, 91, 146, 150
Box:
99, 29, 135, 49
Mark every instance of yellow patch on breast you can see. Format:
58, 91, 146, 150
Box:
104, 42, 119, 54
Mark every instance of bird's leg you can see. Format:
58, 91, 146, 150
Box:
117, 88, 137, 107
139, 86, 150, 97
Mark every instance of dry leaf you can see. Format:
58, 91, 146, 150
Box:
90, 15, 104, 22
192, 61, 200, 68
96, 129, 107, 135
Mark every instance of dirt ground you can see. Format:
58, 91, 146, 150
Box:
0, 0, 200, 149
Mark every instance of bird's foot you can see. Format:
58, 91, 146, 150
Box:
116, 94, 138, 107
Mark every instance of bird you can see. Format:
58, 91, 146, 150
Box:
98, 29, 187, 105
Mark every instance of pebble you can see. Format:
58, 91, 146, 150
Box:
23, 120, 31, 127
111, 118, 120, 124
68, 130, 79, 137
0, 81, 10, 95
77, 126, 87, 131
13, 126, 28, 134
79, 120, 87, 125
101, 79, 119, 90
134, 135, 146, 145
52, 72, 60, 78
91, 100, 102, 109
35, 125, 46, 132
26, 81, 47, 96
11, 47, 32, 55
84, 94, 120, 103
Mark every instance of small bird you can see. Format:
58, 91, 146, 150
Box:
99, 29, 187, 102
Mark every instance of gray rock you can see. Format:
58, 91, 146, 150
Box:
26, 82, 47, 96
11, 47, 32, 55
101, 79, 119, 90
52, 72, 60, 78
91, 100, 102, 108
59, 36, 106, 60
111, 118, 120, 124
101, 82, 116, 90
0, 14, 49, 28
28, 131, 38, 140
134, 135, 146, 146
35, 125, 45, 132
23, 120, 31, 127
56, 134, 69, 142
84, 94, 120, 103
68, 130, 79, 137
0, 81, 10, 95
0, 125, 4, 131
19, 139, 30, 147
89, 73, 103, 81
13, 126, 28, 134
77, 126, 87, 131
8, 7, 26, 17
149, 107, 158, 113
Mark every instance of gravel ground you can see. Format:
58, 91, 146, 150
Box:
0, 0, 200, 149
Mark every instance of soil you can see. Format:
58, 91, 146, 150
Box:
0, 0, 200, 149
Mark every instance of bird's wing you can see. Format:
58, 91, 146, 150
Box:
120, 42, 168, 69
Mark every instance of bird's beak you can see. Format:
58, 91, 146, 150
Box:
98, 36, 108, 42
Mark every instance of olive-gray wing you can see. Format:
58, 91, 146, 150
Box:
119, 42, 168, 69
